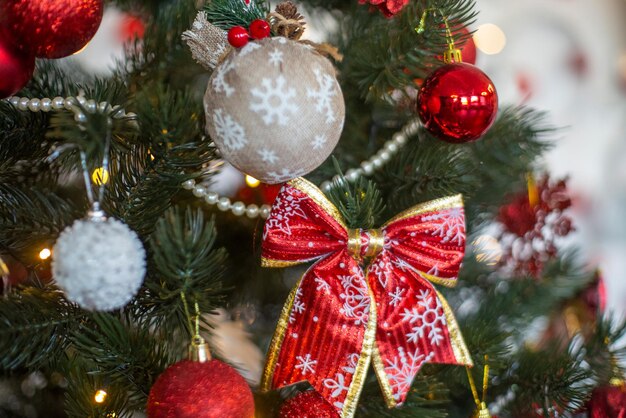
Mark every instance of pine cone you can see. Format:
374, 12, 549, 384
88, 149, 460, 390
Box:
275, 1, 305, 26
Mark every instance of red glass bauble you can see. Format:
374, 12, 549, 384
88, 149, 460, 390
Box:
228, 26, 249, 48
249, 19, 271, 40
279, 391, 339, 418
586, 384, 626, 418
1, 0, 103, 59
417, 63, 498, 143
147, 359, 255, 418
0, 34, 34, 98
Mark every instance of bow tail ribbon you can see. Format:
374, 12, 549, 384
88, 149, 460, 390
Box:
261, 178, 472, 417
262, 251, 377, 417
368, 253, 472, 407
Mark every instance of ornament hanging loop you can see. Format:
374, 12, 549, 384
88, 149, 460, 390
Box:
416, 8, 463, 64
466, 355, 492, 418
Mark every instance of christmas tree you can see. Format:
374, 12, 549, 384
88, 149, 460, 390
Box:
0, 0, 624, 417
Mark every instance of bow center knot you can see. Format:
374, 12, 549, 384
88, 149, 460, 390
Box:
347, 228, 385, 260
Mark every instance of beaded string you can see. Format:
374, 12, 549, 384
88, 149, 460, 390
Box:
5, 95, 416, 219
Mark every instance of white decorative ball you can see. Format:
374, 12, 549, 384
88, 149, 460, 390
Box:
52, 217, 146, 311
204, 37, 345, 184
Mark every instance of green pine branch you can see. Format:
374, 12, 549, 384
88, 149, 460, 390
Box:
203, 0, 270, 30
0, 287, 82, 371
136, 206, 228, 334
69, 312, 175, 412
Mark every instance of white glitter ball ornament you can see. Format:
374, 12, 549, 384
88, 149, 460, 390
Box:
52, 217, 146, 311
204, 37, 345, 184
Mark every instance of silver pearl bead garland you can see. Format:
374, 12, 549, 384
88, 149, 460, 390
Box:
182, 119, 418, 219
5, 95, 418, 220
6, 95, 136, 122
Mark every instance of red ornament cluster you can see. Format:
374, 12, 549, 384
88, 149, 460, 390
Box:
279, 391, 339, 418
147, 359, 254, 418
0, 0, 103, 98
358, 0, 410, 17
496, 175, 574, 278
227, 19, 271, 48
417, 62, 498, 143
586, 383, 626, 418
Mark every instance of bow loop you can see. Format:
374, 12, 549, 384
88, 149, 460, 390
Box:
261, 178, 471, 418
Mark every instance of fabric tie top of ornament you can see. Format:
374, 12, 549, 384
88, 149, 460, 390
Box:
183, 7, 345, 184
261, 177, 472, 418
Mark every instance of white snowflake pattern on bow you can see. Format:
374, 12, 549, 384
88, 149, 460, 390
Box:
384, 347, 435, 401
250, 75, 298, 126
315, 276, 331, 292
400, 289, 447, 346
306, 67, 339, 124
369, 258, 392, 288
212, 109, 247, 151
323, 353, 360, 410
295, 354, 317, 375
422, 207, 465, 245
263, 190, 308, 239
389, 286, 406, 306
338, 267, 370, 325
289, 288, 305, 324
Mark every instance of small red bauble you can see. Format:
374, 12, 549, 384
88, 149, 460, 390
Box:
586, 383, 626, 418
1, 0, 103, 58
0, 34, 35, 98
417, 63, 498, 143
279, 391, 339, 418
249, 19, 271, 40
147, 359, 255, 418
228, 26, 250, 48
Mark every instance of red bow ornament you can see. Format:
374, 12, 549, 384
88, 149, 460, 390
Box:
261, 178, 472, 417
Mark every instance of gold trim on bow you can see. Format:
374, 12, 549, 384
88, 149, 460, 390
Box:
261, 278, 301, 391
341, 286, 378, 418
371, 343, 397, 408
437, 290, 473, 366
384, 194, 463, 226
290, 177, 348, 230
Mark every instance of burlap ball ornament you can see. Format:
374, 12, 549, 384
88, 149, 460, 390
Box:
204, 37, 345, 184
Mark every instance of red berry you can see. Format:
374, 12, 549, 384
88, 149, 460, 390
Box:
228, 26, 249, 48
249, 19, 271, 40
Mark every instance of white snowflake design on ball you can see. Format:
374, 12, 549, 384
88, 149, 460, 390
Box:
52, 217, 146, 311
311, 134, 327, 150
384, 347, 435, 401
250, 75, 298, 126
269, 48, 284, 66
213, 109, 248, 151
400, 289, 447, 346
266, 168, 306, 183
211, 59, 235, 97
257, 148, 279, 164
307, 67, 339, 124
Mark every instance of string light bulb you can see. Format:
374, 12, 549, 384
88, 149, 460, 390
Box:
92, 167, 109, 185
246, 175, 261, 188
94, 389, 108, 403
39, 248, 52, 260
